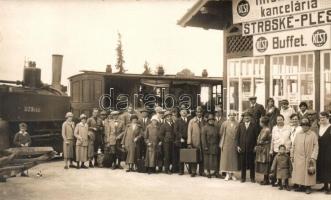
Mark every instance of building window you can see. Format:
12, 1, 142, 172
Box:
321, 51, 331, 112
227, 57, 265, 115
270, 52, 314, 110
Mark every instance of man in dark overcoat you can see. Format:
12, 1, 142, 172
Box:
248, 96, 265, 124
160, 111, 175, 174
174, 108, 191, 174
237, 111, 259, 183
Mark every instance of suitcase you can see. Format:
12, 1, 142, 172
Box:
180, 148, 199, 163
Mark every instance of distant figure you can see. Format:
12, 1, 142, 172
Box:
62, 112, 75, 169
248, 96, 265, 124
265, 98, 280, 130
13, 122, 31, 177
87, 108, 104, 167
145, 116, 161, 174
160, 111, 175, 174
74, 114, 89, 169
280, 100, 295, 126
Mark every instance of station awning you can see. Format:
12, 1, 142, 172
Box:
177, 0, 232, 30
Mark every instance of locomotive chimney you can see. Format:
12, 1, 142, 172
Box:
51, 54, 63, 91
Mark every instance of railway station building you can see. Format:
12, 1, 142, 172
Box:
178, 0, 331, 115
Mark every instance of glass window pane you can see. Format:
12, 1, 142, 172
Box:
293, 55, 299, 73
324, 53, 330, 71
254, 59, 259, 75
307, 54, 313, 72
300, 74, 313, 95
273, 75, 284, 96
229, 79, 239, 112
324, 73, 331, 111
279, 57, 285, 74
286, 75, 298, 94
242, 61, 248, 76
301, 55, 307, 72
272, 57, 278, 75
247, 60, 253, 75
259, 58, 265, 76
254, 77, 265, 105
286, 56, 291, 73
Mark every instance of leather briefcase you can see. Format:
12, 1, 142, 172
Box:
180, 148, 198, 163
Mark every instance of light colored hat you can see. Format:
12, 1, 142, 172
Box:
215, 106, 222, 112
65, 112, 73, 118
19, 122, 27, 129
196, 106, 203, 113
80, 114, 87, 119
155, 106, 163, 113
164, 111, 172, 117
100, 110, 107, 115
111, 111, 120, 115
151, 115, 159, 121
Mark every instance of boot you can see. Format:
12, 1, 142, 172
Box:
260, 175, 269, 185
305, 186, 312, 194
89, 161, 94, 168
81, 162, 88, 169
76, 162, 80, 169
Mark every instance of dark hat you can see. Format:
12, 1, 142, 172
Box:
19, 122, 27, 129
164, 111, 172, 117
130, 114, 138, 121
281, 99, 289, 104
242, 111, 252, 117
299, 102, 308, 108
249, 96, 257, 100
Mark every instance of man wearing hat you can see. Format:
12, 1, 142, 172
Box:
249, 96, 265, 124
87, 108, 104, 167
187, 106, 206, 177
174, 108, 191, 174
237, 111, 259, 183
160, 111, 175, 174
137, 109, 150, 161
214, 106, 226, 178
120, 105, 135, 126
62, 112, 76, 169
104, 111, 125, 169
280, 99, 296, 126
153, 106, 165, 124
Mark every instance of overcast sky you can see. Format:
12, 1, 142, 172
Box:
0, 0, 222, 87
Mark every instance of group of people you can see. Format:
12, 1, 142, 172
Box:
58, 96, 331, 195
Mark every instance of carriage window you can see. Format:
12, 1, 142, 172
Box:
72, 81, 80, 102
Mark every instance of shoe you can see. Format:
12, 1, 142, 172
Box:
285, 186, 291, 191
191, 173, 196, 177
76, 165, 80, 169
89, 162, 94, 168
21, 173, 29, 177
126, 169, 132, 172
64, 166, 69, 169
260, 181, 268, 185
69, 165, 76, 168
117, 165, 123, 169
179, 172, 184, 175
224, 174, 230, 181
207, 174, 212, 179
81, 164, 88, 169
250, 179, 256, 183
241, 179, 246, 183
279, 186, 283, 190
305, 188, 312, 194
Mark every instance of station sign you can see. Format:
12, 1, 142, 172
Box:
233, 0, 331, 24
253, 25, 331, 56
243, 8, 331, 36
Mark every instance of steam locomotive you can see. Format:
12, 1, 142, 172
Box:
0, 55, 70, 153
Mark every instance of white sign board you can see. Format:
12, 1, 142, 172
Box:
253, 25, 331, 56
233, 0, 331, 24
243, 8, 331, 35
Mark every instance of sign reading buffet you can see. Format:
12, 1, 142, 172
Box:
232, 0, 331, 56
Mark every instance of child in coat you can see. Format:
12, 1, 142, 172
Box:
13, 122, 31, 176
270, 145, 292, 191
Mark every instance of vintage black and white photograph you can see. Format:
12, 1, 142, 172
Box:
1, 0, 331, 199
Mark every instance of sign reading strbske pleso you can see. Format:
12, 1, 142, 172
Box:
253, 25, 331, 56
233, 0, 331, 24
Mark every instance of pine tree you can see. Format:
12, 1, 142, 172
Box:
142, 60, 151, 75
115, 32, 125, 73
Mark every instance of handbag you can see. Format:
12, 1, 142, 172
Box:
307, 159, 316, 176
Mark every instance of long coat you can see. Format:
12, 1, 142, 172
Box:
317, 125, 331, 182
271, 153, 292, 179
255, 127, 271, 174
121, 123, 143, 164
201, 124, 219, 170
237, 122, 259, 170
291, 130, 319, 186
220, 120, 239, 172
104, 119, 125, 146
187, 117, 205, 161
62, 121, 75, 159
74, 122, 89, 162
145, 124, 161, 167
